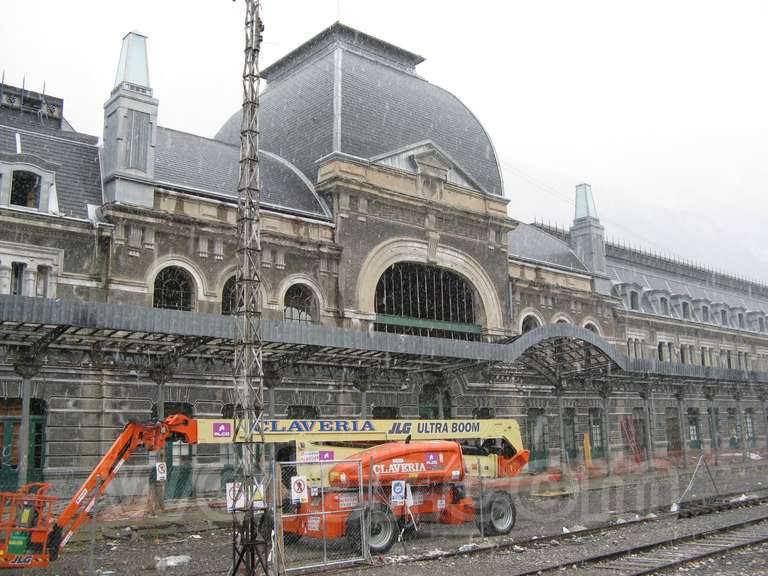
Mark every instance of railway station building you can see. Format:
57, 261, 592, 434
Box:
0, 24, 767, 497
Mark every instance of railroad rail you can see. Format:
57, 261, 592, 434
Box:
512, 514, 768, 575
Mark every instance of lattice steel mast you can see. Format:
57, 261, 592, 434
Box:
231, 0, 269, 574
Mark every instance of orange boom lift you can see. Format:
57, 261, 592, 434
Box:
0, 414, 197, 569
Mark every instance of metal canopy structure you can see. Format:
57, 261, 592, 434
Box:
1, 295, 766, 384
0, 296, 624, 380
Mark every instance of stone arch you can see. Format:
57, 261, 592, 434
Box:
276, 273, 327, 318
518, 307, 545, 334
356, 238, 504, 333
581, 316, 604, 336
551, 312, 574, 325
216, 265, 272, 308
146, 255, 211, 302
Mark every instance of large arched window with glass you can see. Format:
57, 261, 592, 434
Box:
374, 262, 480, 340
153, 266, 195, 311
283, 284, 316, 323
222, 276, 237, 315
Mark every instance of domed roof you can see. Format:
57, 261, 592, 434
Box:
153, 127, 329, 218
215, 23, 503, 197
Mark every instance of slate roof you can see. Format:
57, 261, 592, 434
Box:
507, 222, 588, 272
0, 109, 101, 220
215, 23, 503, 197
607, 261, 768, 314
153, 127, 329, 218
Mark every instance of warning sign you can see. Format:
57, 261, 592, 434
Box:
155, 462, 167, 482
391, 480, 406, 504
291, 475, 308, 504
225, 482, 265, 512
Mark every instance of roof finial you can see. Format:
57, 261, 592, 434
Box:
574, 183, 598, 220
114, 31, 151, 94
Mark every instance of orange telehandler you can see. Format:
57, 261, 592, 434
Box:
0, 415, 528, 568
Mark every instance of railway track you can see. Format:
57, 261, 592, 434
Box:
512, 514, 768, 575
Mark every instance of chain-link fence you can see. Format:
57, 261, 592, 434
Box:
275, 458, 367, 573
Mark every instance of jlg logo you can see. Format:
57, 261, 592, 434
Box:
10, 555, 34, 565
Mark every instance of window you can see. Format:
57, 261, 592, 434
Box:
11, 262, 25, 296
521, 315, 541, 334
629, 291, 639, 311
283, 284, 315, 323
222, 276, 237, 315
738, 313, 745, 329
153, 266, 194, 311
660, 298, 670, 315
727, 350, 733, 369
658, 342, 665, 362
125, 109, 150, 171
702, 306, 709, 322
701, 347, 707, 367
745, 409, 756, 447
687, 408, 701, 449
10, 171, 41, 208
760, 318, 766, 333
588, 408, 604, 457
682, 302, 690, 320
721, 309, 729, 326
473, 407, 494, 419
584, 322, 599, 334
526, 407, 549, 471
374, 262, 479, 340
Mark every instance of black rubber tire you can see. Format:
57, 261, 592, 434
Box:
476, 491, 516, 536
346, 503, 398, 554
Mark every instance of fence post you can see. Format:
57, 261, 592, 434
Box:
477, 456, 484, 539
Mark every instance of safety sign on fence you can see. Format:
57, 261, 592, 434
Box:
155, 462, 167, 482
291, 475, 309, 504
391, 480, 405, 504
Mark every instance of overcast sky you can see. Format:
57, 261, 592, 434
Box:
3, 1, 767, 282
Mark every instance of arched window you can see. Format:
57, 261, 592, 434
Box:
584, 322, 599, 334
682, 302, 690, 320
521, 315, 541, 334
660, 298, 670, 315
11, 171, 41, 208
556, 318, 570, 324
153, 266, 194, 311
283, 284, 315, 323
629, 291, 639, 311
222, 276, 237, 315
374, 262, 479, 340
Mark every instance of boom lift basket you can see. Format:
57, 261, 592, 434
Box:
0, 483, 57, 568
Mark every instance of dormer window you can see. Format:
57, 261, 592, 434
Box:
682, 302, 690, 320
721, 309, 728, 326
760, 317, 765, 333
702, 306, 709, 322
630, 291, 639, 311
660, 297, 670, 315
10, 171, 41, 208
738, 313, 745, 329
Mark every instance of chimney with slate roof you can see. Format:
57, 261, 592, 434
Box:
569, 183, 606, 275
102, 31, 158, 206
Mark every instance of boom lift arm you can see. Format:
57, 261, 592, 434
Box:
0, 415, 197, 568
49, 414, 198, 556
